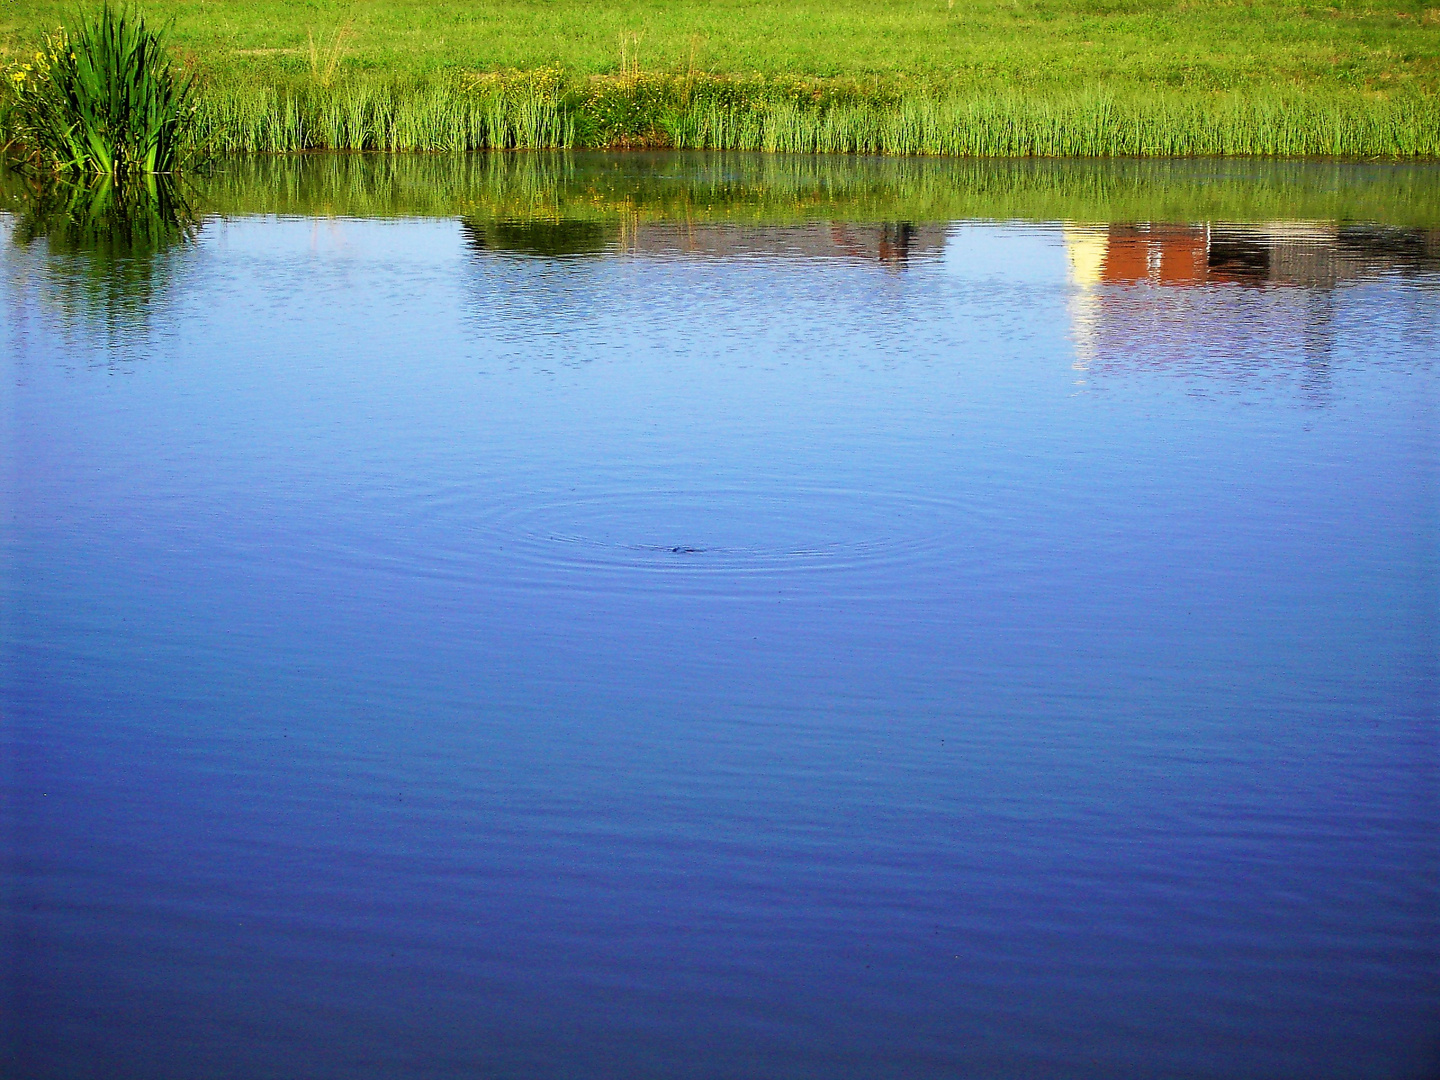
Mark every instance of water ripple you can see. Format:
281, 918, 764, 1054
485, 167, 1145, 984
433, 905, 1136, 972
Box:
448, 486, 963, 591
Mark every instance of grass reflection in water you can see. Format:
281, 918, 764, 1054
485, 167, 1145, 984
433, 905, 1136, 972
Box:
4, 151, 1438, 330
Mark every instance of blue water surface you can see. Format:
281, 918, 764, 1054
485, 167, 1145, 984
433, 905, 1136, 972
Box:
2, 161, 1438, 1079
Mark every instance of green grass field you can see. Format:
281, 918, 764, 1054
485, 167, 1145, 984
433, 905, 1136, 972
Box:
3, 0, 1439, 155
5, 0, 1440, 91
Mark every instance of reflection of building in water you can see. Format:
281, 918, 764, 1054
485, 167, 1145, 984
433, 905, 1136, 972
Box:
464, 218, 948, 266
1073, 222, 1440, 288
619, 222, 946, 266
1064, 223, 1440, 401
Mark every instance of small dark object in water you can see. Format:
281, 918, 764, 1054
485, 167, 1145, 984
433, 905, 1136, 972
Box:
671, 546, 703, 554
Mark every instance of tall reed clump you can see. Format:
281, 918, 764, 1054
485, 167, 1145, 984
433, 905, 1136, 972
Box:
3, 4, 198, 174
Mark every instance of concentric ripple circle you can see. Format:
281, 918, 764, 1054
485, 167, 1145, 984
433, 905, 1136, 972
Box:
470, 485, 963, 590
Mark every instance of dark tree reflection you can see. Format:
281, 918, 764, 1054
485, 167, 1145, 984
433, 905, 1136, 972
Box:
462, 218, 618, 258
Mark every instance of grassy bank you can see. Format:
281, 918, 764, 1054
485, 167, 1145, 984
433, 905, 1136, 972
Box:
4, 0, 1439, 157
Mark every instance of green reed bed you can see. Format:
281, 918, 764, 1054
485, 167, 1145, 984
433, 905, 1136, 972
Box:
664, 89, 1440, 158
197, 80, 573, 153
182, 73, 1440, 159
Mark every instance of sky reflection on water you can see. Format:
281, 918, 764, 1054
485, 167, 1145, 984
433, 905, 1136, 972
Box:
2, 155, 1438, 1080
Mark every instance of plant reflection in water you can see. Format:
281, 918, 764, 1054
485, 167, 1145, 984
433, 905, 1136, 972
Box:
8, 171, 199, 331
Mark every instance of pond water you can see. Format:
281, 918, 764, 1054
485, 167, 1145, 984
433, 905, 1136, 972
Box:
2, 154, 1438, 1079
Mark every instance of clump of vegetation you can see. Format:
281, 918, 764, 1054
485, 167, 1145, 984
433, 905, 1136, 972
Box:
4, 4, 198, 174
183, 71, 1440, 159
306, 19, 352, 90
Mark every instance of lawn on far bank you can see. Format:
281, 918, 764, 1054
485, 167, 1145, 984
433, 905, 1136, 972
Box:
1, 0, 1438, 96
